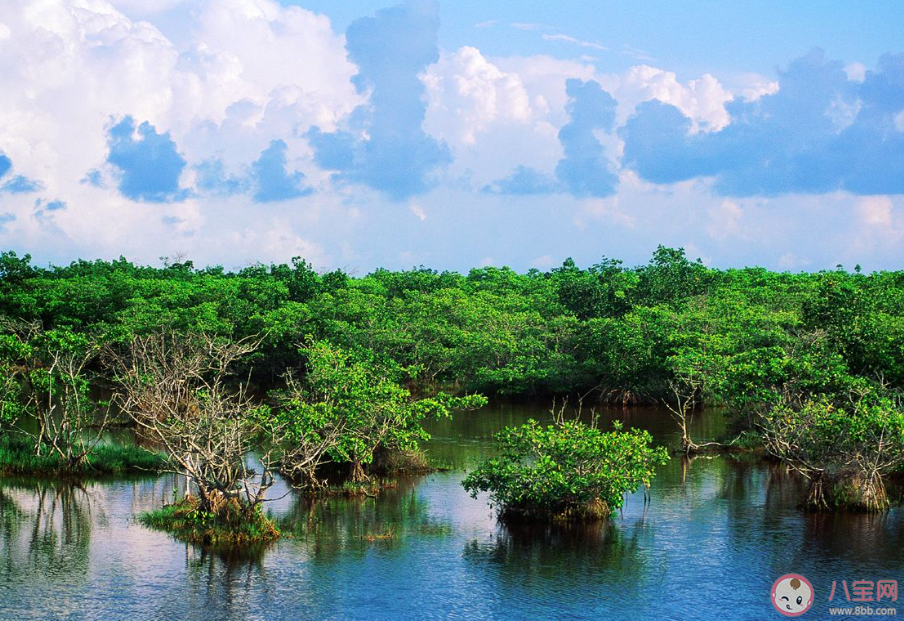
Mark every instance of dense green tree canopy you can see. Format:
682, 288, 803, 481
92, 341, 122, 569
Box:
463, 417, 669, 520
2, 246, 904, 513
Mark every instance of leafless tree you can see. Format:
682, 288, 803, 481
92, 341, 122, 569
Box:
662, 356, 722, 455
108, 332, 274, 515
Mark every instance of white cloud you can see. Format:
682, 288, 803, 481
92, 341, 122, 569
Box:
844, 61, 867, 83
541, 33, 606, 51
858, 195, 895, 227
851, 196, 904, 256
422, 51, 573, 186
495, 55, 599, 125
706, 200, 745, 239
422, 46, 532, 146
574, 197, 635, 229
895, 110, 904, 133
183, 0, 358, 128
106, 0, 189, 14
740, 79, 780, 102
409, 203, 427, 222
614, 65, 733, 131
0, 0, 357, 264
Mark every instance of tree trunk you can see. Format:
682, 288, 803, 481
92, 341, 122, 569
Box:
197, 484, 213, 512
805, 471, 829, 510
349, 460, 367, 483
679, 421, 697, 454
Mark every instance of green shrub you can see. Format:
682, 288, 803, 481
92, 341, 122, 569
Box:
463, 418, 669, 521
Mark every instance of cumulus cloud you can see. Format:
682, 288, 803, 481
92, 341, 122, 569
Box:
615, 65, 733, 132
555, 79, 619, 197
105, 0, 190, 15
621, 50, 904, 196
422, 46, 532, 146
740, 79, 780, 102
0, 0, 355, 184
0, 0, 357, 264
482, 77, 619, 198
309, 0, 451, 201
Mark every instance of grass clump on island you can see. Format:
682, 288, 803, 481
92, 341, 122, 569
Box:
463, 408, 669, 522
0, 436, 166, 476
139, 494, 280, 546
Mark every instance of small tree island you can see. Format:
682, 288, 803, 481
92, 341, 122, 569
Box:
463, 409, 669, 522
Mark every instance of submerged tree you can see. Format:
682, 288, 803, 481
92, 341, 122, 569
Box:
663, 349, 708, 454
760, 387, 904, 512
269, 340, 487, 488
110, 332, 276, 524
463, 405, 669, 521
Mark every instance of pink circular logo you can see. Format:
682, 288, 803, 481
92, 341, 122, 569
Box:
771, 574, 814, 616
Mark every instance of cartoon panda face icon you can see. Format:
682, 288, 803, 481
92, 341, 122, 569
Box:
771, 574, 814, 616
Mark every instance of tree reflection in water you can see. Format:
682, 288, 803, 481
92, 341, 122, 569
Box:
462, 519, 651, 616
276, 475, 452, 560
0, 478, 97, 579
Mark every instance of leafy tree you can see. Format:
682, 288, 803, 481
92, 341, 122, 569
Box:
270, 341, 486, 486
760, 385, 904, 511
0, 320, 115, 469
463, 408, 669, 521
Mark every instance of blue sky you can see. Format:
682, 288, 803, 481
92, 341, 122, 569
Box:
0, 0, 902, 272
291, 1, 902, 74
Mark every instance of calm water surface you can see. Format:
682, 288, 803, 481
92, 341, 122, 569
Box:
1, 404, 902, 620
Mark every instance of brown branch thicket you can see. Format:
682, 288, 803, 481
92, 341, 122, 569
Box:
108, 332, 274, 514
